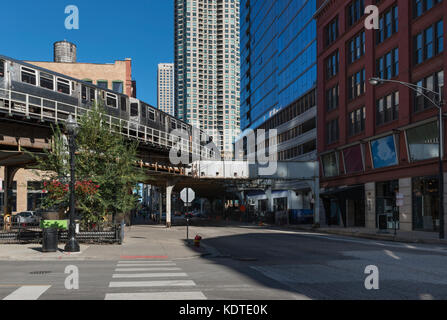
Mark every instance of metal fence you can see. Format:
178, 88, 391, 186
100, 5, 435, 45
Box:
0, 221, 123, 244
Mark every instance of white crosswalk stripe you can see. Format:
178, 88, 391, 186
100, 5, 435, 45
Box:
105, 259, 207, 300
3, 286, 51, 300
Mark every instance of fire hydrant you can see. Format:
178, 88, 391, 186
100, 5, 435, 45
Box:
194, 235, 202, 247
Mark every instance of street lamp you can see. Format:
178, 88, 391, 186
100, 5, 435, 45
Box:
369, 77, 445, 239
64, 114, 80, 252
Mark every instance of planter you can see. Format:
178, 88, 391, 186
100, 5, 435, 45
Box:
40, 220, 69, 230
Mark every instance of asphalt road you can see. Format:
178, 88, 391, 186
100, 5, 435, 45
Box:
1, 224, 447, 300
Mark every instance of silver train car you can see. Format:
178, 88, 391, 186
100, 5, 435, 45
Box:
0, 55, 211, 150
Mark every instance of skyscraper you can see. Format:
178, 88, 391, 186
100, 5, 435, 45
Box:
239, 1, 318, 217
157, 63, 175, 116
174, 0, 241, 159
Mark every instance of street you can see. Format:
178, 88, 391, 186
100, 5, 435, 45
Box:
0, 222, 447, 300
0, 223, 447, 300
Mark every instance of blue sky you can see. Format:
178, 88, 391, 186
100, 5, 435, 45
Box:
0, 0, 173, 106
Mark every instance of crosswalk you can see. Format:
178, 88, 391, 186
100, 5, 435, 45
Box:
104, 259, 207, 300
2, 285, 51, 300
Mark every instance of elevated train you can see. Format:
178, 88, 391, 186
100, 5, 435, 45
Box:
0, 55, 213, 158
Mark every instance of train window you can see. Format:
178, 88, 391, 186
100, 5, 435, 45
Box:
106, 93, 118, 108
130, 103, 139, 116
148, 109, 155, 121
40, 72, 54, 90
81, 85, 87, 101
57, 78, 70, 94
120, 96, 127, 111
0, 60, 4, 77
171, 119, 177, 130
182, 124, 187, 131
21, 67, 37, 85
141, 104, 146, 118
90, 88, 95, 102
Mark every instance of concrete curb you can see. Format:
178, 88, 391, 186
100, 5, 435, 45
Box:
277, 225, 447, 245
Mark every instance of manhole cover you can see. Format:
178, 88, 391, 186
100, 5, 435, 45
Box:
30, 271, 52, 275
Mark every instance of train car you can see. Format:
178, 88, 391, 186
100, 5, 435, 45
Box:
0, 55, 196, 151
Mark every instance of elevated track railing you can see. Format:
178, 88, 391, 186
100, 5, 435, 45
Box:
0, 88, 214, 161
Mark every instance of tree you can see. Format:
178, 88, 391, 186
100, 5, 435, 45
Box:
33, 102, 145, 229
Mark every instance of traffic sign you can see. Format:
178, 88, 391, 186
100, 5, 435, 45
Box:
180, 188, 195, 204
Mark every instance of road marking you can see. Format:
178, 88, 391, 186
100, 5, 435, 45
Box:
118, 260, 173, 264
105, 291, 207, 300
3, 286, 51, 300
117, 263, 176, 267
113, 273, 188, 278
115, 267, 182, 272
120, 256, 169, 260
109, 280, 196, 288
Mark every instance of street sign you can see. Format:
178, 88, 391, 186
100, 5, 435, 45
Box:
180, 188, 195, 204
396, 193, 404, 207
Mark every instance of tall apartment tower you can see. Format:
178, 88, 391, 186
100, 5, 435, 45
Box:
174, 0, 241, 159
157, 63, 175, 116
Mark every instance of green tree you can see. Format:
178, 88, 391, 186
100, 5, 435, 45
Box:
33, 102, 144, 229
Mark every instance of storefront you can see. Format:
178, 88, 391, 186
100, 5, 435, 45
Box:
413, 176, 440, 232
376, 180, 399, 230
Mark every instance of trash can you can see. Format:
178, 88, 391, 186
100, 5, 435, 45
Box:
42, 227, 58, 252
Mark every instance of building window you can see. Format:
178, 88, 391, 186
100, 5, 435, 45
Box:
97, 80, 108, 89
326, 84, 339, 111
376, 91, 399, 125
377, 5, 398, 44
347, 0, 365, 27
82, 79, 93, 84
326, 50, 339, 79
326, 118, 339, 145
325, 16, 339, 46
414, 70, 444, 112
40, 72, 54, 90
348, 68, 366, 100
21, 67, 37, 85
406, 121, 439, 162
56, 78, 70, 95
376, 48, 399, 79
348, 106, 366, 136
413, 0, 443, 19
322, 152, 339, 177
414, 20, 444, 65
348, 30, 365, 63
112, 81, 124, 94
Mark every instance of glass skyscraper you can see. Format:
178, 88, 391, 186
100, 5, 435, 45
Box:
240, 0, 317, 135
240, 0, 318, 217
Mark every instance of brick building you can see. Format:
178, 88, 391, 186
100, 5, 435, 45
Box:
315, 0, 446, 233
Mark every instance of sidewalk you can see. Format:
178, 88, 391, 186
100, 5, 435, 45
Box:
0, 225, 212, 261
280, 224, 447, 245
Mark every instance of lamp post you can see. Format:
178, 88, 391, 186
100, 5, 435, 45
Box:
64, 114, 80, 252
369, 77, 445, 239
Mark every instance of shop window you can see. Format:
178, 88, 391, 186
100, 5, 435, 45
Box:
406, 121, 439, 162
343, 144, 364, 174
413, 176, 440, 231
376, 180, 399, 230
